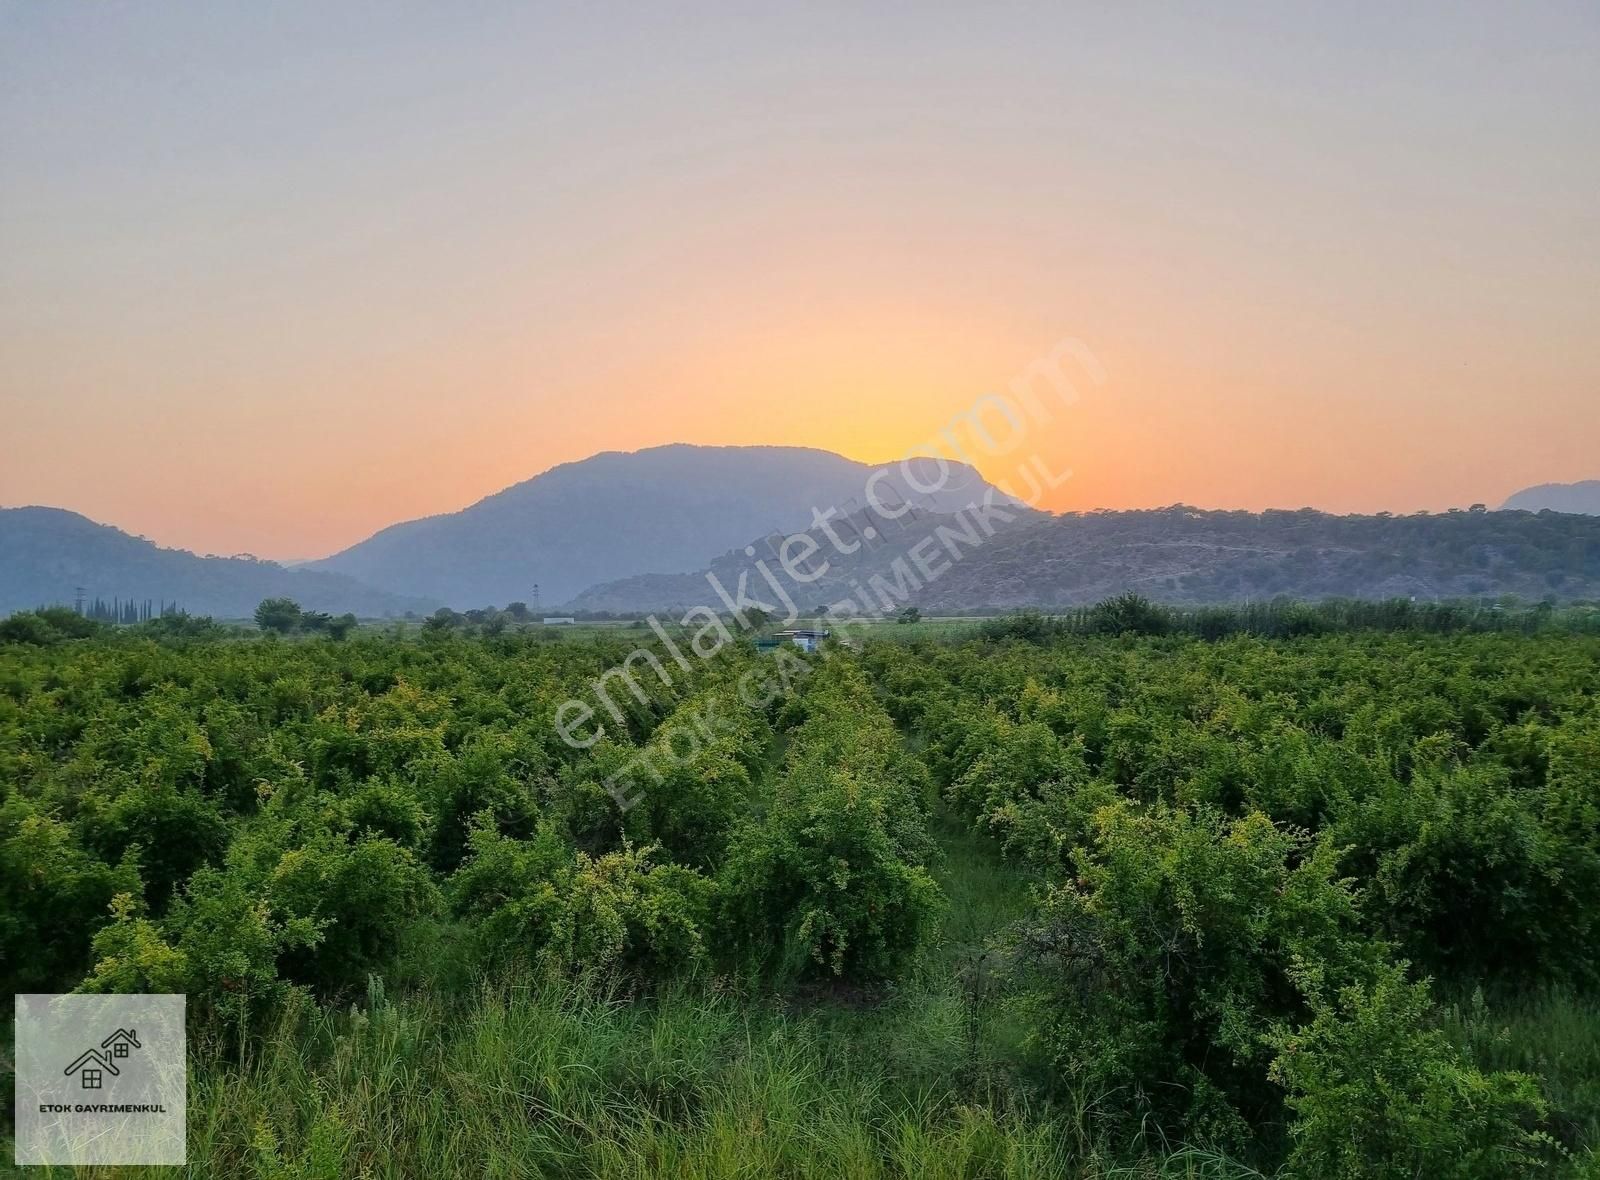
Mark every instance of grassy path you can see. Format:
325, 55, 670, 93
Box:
927, 807, 1034, 970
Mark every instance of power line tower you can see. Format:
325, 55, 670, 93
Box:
531, 583, 541, 615
74, 586, 87, 615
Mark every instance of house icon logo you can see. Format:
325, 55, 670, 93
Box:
62, 1029, 143, 1090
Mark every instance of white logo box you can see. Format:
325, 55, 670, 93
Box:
14, 993, 187, 1166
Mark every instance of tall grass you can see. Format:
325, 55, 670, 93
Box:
1442, 987, 1600, 1155
14, 972, 1599, 1177
7, 976, 1264, 1179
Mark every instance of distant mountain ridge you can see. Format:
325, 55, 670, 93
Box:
10, 454, 1600, 622
308, 444, 1024, 607
1502, 481, 1600, 515
0, 507, 429, 618
571, 504, 1600, 614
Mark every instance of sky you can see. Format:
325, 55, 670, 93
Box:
2, 2, 1597, 560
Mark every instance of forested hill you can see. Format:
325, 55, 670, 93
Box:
568, 505, 1600, 613
0, 506, 429, 618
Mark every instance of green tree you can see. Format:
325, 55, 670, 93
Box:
325, 613, 358, 640
254, 597, 303, 634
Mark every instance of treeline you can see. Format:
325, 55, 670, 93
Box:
1, 595, 188, 632
975, 593, 1600, 642
252, 596, 358, 638
82, 596, 183, 624
0, 605, 226, 646
414, 601, 554, 635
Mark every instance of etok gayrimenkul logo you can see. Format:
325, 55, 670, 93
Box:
13, 994, 186, 1166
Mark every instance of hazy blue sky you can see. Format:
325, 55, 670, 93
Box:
3, 2, 1596, 557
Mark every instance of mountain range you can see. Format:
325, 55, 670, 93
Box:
2, 452, 1598, 619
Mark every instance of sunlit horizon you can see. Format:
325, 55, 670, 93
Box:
4, 2, 1597, 560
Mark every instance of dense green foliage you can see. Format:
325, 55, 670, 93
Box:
3, 609, 1599, 1175
870, 623, 1600, 1173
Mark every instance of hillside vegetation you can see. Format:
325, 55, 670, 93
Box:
573, 503, 1600, 614
2, 607, 1599, 1176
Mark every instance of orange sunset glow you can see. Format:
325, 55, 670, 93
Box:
3, 4, 1597, 560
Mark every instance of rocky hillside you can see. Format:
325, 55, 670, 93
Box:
569, 505, 1600, 614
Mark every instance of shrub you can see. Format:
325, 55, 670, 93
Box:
342, 779, 432, 849
1270, 963, 1553, 1179
950, 717, 1089, 826
78, 893, 188, 993
621, 750, 749, 870
268, 834, 438, 996
79, 781, 230, 911
1344, 753, 1600, 984
451, 824, 714, 979
425, 731, 540, 872
0, 797, 142, 993
718, 778, 942, 982
1015, 803, 1374, 1146
164, 865, 321, 1036
716, 660, 942, 983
